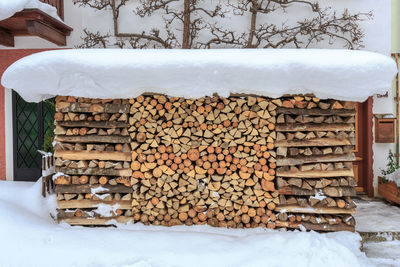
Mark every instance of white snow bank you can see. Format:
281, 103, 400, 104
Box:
0, 180, 372, 267
0, 0, 61, 21
1, 49, 397, 103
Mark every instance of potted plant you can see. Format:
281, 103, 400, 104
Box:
378, 150, 400, 204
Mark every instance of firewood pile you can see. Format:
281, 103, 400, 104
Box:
273, 96, 357, 232
52, 94, 357, 231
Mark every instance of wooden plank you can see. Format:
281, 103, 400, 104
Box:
56, 167, 132, 177
26, 19, 66, 46
58, 216, 133, 225
55, 184, 133, 194
54, 150, 131, 161
276, 107, 356, 117
275, 205, 355, 215
276, 221, 355, 232
57, 200, 131, 209
276, 153, 356, 166
56, 102, 130, 113
275, 138, 352, 147
276, 123, 355, 132
0, 27, 14, 47
278, 186, 356, 197
57, 121, 129, 128
54, 135, 130, 144
277, 168, 354, 178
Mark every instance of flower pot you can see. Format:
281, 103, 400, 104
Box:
378, 177, 400, 205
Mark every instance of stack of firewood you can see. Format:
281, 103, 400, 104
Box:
128, 95, 278, 228
273, 96, 357, 232
51, 94, 358, 231
53, 96, 134, 225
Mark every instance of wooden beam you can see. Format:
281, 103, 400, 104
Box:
58, 216, 133, 225
54, 135, 130, 144
57, 200, 131, 209
57, 121, 129, 129
278, 186, 356, 197
275, 205, 355, 215
54, 150, 132, 161
275, 138, 352, 147
0, 27, 14, 47
26, 19, 66, 46
55, 184, 133, 194
55, 167, 132, 177
276, 107, 356, 117
277, 168, 354, 178
276, 153, 356, 166
276, 123, 355, 132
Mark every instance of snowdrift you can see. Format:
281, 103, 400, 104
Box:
1, 49, 397, 103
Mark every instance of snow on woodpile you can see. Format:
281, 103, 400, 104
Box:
1, 49, 397, 103
0, 0, 61, 21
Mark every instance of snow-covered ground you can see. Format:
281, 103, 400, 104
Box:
355, 199, 400, 232
363, 241, 400, 267
0, 180, 375, 267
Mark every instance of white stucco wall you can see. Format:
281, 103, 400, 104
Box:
0, 0, 396, 190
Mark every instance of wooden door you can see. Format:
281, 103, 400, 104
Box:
353, 98, 373, 195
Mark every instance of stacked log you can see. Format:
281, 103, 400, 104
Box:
273, 96, 357, 232
52, 94, 358, 231
53, 96, 133, 225
128, 95, 278, 228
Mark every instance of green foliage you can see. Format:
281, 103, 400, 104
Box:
380, 150, 400, 184
43, 122, 55, 153
42, 99, 55, 153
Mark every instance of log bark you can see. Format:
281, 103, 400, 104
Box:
55, 135, 130, 144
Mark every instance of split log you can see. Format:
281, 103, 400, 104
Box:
57, 200, 131, 209
56, 102, 130, 113
275, 205, 355, 215
54, 150, 131, 161
55, 184, 133, 194
275, 138, 352, 147
58, 216, 133, 225
276, 123, 354, 132
56, 167, 132, 177
278, 186, 356, 197
276, 153, 355, 166
57, 121, 129, 128
276, 168, 354, 178
276, 107, 356, 117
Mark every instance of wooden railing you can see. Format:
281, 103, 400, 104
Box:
39, 0, 64, 20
